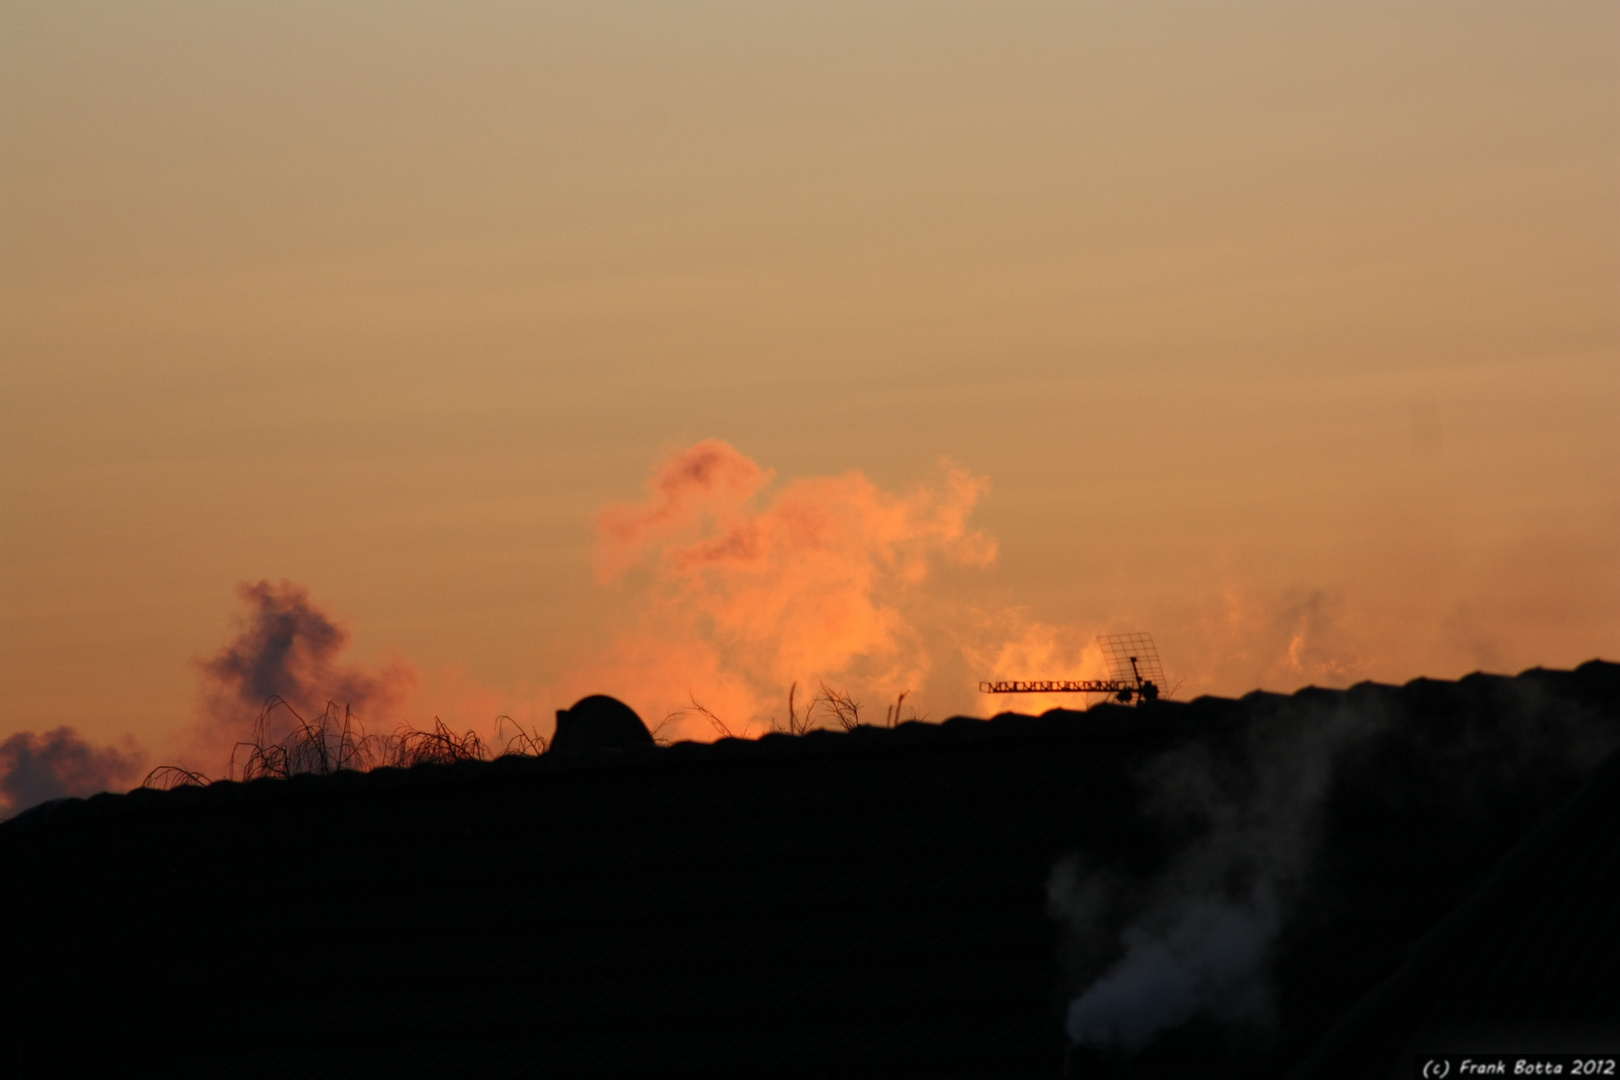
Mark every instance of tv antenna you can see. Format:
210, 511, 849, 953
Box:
978, 632, 1166, 706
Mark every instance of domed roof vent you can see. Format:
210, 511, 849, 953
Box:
550, 695, 654, 753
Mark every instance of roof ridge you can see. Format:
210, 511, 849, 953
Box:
5, 661, 1614, 842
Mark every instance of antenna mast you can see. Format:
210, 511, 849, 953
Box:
979, 632, 1167, 706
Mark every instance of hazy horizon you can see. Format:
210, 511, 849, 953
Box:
3, 2, 1615, 774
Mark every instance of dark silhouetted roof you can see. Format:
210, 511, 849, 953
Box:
1, 661, 1616, 1078
1289, 733, 1620, 1079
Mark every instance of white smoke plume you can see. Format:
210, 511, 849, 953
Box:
1049, 672, 1620, 1052
1050, 699, 1387, 1050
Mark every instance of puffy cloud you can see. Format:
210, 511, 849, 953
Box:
580, 441, 996, 740
0, 727, 146, 818
194, 580, 416, 760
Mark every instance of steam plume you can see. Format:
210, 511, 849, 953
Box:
1051, 700, 1388, 1049
1049, 677, 1620, 1052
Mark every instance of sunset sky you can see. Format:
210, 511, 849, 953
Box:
3, 2, 1616, 770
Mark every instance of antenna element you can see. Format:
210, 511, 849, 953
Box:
978, 632, 1167, 706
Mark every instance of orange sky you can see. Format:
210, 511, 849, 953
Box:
2, 2, 1616, 763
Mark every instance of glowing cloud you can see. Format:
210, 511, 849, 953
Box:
582, 440, 997, 740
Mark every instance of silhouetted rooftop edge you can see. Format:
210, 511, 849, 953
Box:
4, 660, 1613, 843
